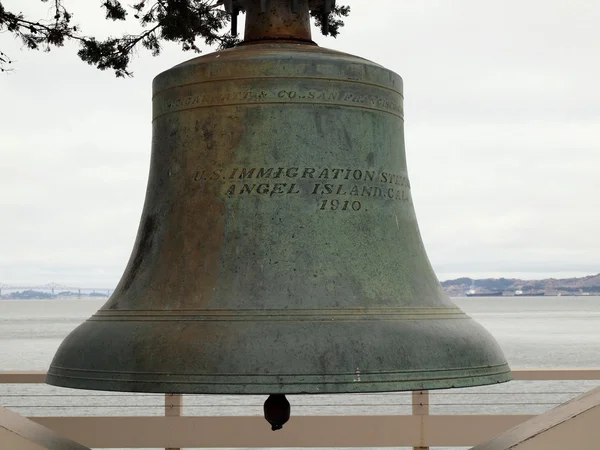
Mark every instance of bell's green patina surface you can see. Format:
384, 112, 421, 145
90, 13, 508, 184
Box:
47, 0, 511, 395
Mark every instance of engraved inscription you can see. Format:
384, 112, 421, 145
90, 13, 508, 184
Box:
193, 166, 412, 211
154, 85, 403, 118
161, 90, 269, 111
224, 183, 301, 196
276, 90, 339, 101
320, 199, 362, 211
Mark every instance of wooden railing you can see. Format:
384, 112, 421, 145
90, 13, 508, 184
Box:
1, 369, 600, 449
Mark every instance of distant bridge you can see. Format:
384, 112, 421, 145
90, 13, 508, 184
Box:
0, 283, 113, 297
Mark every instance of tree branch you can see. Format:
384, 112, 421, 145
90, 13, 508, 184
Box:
1, 0, 350, 77
0, 49, 12, 72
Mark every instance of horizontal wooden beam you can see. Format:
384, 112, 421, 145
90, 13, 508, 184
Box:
0, 372, 46, 383
32, 415, 535, 448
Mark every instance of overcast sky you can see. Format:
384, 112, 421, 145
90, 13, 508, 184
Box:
1, 0, 599, 287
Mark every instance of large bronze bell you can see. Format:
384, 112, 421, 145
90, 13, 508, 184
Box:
47, 0, 511, 423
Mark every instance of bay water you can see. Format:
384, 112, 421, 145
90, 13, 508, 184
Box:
1, 296, 599, 449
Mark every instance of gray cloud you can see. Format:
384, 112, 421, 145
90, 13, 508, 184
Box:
1, 0, 598, 286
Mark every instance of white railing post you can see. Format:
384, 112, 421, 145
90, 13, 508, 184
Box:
165, 393, 183, 450
412, 390, 429, 450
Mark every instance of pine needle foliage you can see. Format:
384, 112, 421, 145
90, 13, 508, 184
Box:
0, 0, 350, 77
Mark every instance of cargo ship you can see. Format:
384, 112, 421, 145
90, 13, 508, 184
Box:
465, 291, 504, 297
515, 290, 545, 297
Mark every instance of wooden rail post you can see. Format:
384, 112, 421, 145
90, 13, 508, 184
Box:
412, 390, 429, 450
165, 394, 183, 450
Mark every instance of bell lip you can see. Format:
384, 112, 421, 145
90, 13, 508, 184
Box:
45, 366, 512, 394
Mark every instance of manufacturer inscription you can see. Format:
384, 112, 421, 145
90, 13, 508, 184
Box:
155, 86, 403, 118
193, 166, 412, 212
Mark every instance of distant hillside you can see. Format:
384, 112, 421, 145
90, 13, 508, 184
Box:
2, 289, 54, 300
0, 290, 109, 300
441, 273, 600, 297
